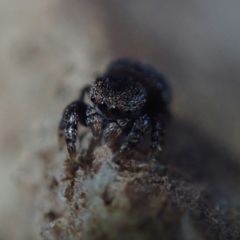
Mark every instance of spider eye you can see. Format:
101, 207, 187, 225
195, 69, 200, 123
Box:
126, 110, 132, 115
90, 96, 95, 102
109, 107, 121, 117
98, 102, 107, 112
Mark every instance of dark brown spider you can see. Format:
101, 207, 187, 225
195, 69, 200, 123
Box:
59, 58, 171, 162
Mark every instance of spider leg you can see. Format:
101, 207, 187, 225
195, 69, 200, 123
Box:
119, 114, 151, 153
58, 100, 88, 161
103, 119, 130, 143
148, 117, 165, 158
59, 84, 91, 149
58, 117, 66, 151
79, 85, 91, 101
86, 106, 105, 138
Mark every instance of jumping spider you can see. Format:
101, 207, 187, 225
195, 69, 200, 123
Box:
59, 58, 171, 162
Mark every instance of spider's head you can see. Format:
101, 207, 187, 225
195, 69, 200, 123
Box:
90, 77, 147, 119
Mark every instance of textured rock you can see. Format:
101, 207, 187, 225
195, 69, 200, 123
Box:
35, 122, 240, 240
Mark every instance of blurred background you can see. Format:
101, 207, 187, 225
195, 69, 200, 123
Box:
0, 0, 240, 239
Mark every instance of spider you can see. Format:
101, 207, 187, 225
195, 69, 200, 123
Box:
59, 58, 171, 162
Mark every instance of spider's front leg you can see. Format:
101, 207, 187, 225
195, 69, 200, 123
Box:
58, 100, 88, 161
86, 106, 105, 139
119, 114, 151, 153
102, 119, 130, 143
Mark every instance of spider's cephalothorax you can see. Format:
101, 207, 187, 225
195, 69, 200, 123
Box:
59, 58, 171, 162
90, 77, 147, 120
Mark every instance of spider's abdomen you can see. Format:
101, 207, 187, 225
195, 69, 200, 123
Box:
104, 58, 171, 116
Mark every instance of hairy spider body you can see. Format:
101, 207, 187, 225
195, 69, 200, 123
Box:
59, 58, 171, 162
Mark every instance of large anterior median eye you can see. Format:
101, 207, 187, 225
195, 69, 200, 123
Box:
90, 96, 96, 102
109, 107, 121, 118
98, 102, 108, 112
126, 109, 131, 114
